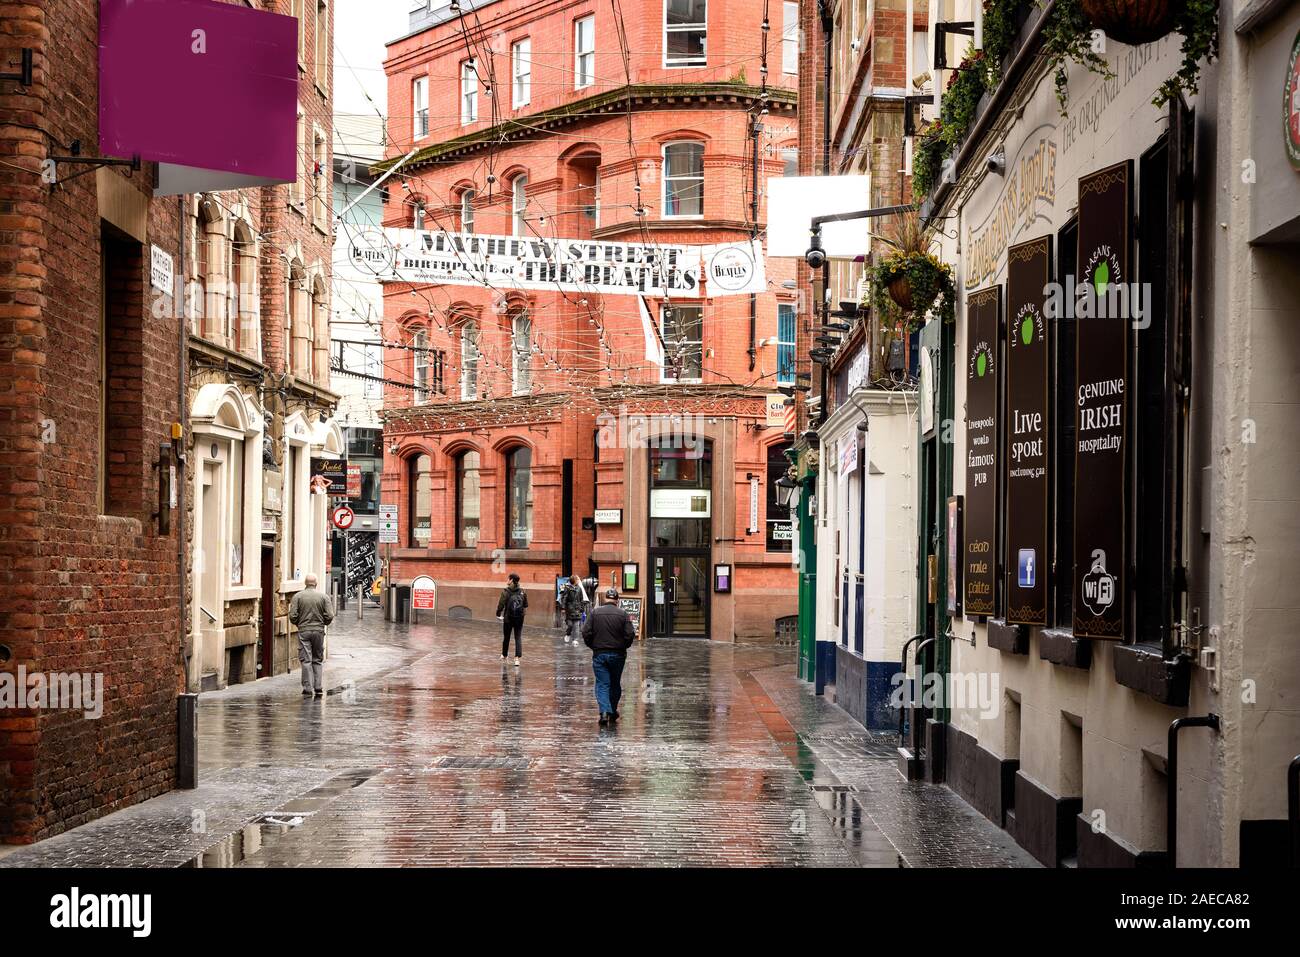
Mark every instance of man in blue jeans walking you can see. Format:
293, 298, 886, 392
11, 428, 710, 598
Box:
582, 587, 636, 727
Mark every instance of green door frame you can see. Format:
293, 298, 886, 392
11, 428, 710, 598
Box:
797, 470, 817, 682
914, 320, 955, 724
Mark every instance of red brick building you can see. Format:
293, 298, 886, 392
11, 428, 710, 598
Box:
376, 0, 801, 639
0, 0, 185, 842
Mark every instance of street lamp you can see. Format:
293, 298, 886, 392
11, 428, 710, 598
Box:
775, 467, 799, 508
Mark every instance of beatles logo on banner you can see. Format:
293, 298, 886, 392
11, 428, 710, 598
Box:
1004, 237, 1051, 626
964, 286, 1000, 618
1073, 161, 1132, 639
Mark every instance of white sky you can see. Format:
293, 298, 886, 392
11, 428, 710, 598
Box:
333, 1, 412, 120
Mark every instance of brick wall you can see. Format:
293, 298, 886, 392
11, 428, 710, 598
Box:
0, 0, 185, 842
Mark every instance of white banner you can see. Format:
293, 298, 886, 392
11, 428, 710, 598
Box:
348, 229, 763, 298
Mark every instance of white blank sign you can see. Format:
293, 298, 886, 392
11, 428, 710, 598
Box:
766, 175, 872, 259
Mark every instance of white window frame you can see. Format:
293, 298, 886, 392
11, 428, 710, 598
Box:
663, 0, 707, 68
512, 175, 528, 236
413, 76, 429, 139
782, 1, 799, 75
413, 330, 429, 404
661, 141, 704, 219
511, 312, 532, 396
461, 189, 475, 233
575, 16, 595, 89
659, 303, 703, 384
460, 322, 479, 400
461, 60, 478, 125
512, 38, 531, 108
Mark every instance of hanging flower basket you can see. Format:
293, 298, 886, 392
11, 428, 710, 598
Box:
1080, 0, 1175, 46
870, 251, 956, 333
887, 275, 914, 312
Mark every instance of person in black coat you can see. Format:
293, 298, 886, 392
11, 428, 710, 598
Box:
581, 588, 636, 726
559, 575, 585, 645
496, 573, 528, 665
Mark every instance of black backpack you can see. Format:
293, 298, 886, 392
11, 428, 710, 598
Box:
506, 588, 526, 619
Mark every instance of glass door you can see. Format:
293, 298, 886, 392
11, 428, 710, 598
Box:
650, 552, 709, 638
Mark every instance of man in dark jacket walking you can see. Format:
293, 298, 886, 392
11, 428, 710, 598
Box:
496, 572, 527, 666
582, 588, 635, 727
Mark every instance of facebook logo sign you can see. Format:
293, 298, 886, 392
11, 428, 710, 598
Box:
1018, 549, 1036, 588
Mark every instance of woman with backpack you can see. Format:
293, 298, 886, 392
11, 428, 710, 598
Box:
496, 572, 528, 666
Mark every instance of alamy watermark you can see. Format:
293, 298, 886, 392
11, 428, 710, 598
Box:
0, 667, 104, 719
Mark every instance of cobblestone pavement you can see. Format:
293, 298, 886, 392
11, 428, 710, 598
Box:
1, 616, 1034, 868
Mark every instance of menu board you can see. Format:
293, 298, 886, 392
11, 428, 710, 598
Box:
964, 286, 1000, 617
619, 597, 643, 639
1072, 161, 1131, 639
1004, 236, 1051, 626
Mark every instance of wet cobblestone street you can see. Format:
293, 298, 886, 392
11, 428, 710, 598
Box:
1, 616, 1035, 868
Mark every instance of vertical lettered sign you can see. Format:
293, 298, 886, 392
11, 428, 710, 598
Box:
1073, 161, 1131, 639
964, 286, 1000, 617
1004, 237, 1051, 626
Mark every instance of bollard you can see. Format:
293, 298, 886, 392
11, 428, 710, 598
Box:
357, 583, 363, 620
177, 693, 199, 789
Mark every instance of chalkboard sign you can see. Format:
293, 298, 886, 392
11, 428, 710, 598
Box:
619, 597, 643, 639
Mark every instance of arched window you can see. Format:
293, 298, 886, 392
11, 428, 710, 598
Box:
408, 454, 431, 547
460, 321, 479, 400
460, 189, 475, 233
512, 175, 528, 236
413, 199, 427, 230
511, 311, 532, 395
662, 141, 704, 217
229, 227, 252, 353
455, 450, 481, 548
413, 329, 429, 403
505, 447, 533, 549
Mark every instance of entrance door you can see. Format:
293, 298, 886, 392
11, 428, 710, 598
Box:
647, 435, 713, 639
259, 543, 275, 677
650, 552, 709, 637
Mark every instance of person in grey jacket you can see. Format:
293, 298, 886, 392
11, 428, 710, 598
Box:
289, 573, 334, 697
559, 575, 585, 645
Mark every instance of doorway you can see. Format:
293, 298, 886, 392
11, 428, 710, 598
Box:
647, 436, 712, 639
259, 543, 275, 677
649, 552, 709, 637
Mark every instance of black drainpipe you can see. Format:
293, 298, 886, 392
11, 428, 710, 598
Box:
1167, 713, 1219, 867
816, 0, 833, 426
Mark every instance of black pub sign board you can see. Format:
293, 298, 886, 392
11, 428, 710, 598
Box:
1072, 161, 1131, 639
964, 285, 1000, 617
1004, 236, 1051, 626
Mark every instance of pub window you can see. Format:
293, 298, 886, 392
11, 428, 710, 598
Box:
408, 453, 431, 547
766, 441, 793, 552
1052, 217, 1079, 628
505, 446, 533, 548
1133, 134, 1173, 645
455, 450, 481, 548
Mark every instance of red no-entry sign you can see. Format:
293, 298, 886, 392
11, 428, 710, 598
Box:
331, 505, 355, 530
